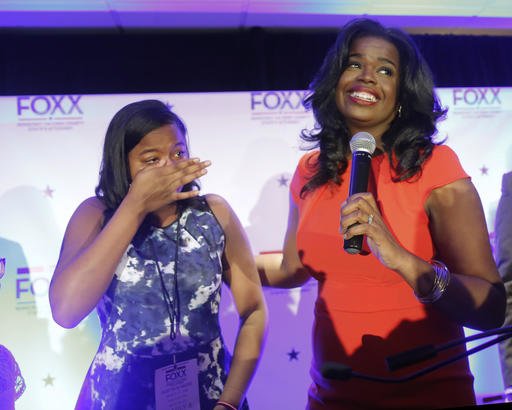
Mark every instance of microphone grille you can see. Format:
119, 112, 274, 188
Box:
350, 132, 376, 155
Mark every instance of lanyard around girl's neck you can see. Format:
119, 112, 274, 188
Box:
151, 211, 182, 340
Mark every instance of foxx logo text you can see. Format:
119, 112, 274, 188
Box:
165, 365, 187, 382
17, 95, 83, 116
452, 88, 501, 106
251, 91, 307, 110
16, 267, 49, 299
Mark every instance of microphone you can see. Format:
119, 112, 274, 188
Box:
385, 325, 512, 371
343, 132, 377, 254
321, 362, 353, 381
321, 325, 512, 383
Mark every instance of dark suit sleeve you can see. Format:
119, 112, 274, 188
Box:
496, 171, 512, 388
496, 172, 512, 282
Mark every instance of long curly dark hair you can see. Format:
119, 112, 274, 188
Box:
300, 18, 447, 197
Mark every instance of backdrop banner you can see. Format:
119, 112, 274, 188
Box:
0, 88, 510, 409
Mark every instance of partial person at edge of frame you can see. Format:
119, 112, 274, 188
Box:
0, 343, 26, 410
495, 170, 512, 401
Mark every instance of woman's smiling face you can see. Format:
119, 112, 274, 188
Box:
335, 35, 400, 141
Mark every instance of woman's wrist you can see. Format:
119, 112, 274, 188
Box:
414, 259, 451, 304
121, 191, 149, 223
216, 400, 238, 410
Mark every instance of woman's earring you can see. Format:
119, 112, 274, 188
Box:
397, 105, 402, 118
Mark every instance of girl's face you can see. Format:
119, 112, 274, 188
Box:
335, 35, 400, 140
128, 123, 189, 179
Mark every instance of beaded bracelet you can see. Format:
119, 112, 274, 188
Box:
217, 400, 238, 410
415, 259, 451, 304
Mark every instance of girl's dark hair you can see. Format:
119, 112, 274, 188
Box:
95, 99, 198, 210
301, 18, 447, 196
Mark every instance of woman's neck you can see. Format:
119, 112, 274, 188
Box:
149, 203, 179, 228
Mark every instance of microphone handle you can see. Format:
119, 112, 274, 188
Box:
343, 151, 372, 254
386, 344, 437, 371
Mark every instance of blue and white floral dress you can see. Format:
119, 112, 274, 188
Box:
76, 197, 247, 410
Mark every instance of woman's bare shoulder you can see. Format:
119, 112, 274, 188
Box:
70, 196, 107, 223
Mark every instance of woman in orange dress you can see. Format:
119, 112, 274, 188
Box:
257, 18, 505, 409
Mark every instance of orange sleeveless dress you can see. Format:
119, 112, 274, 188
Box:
291, 145, 476, 409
